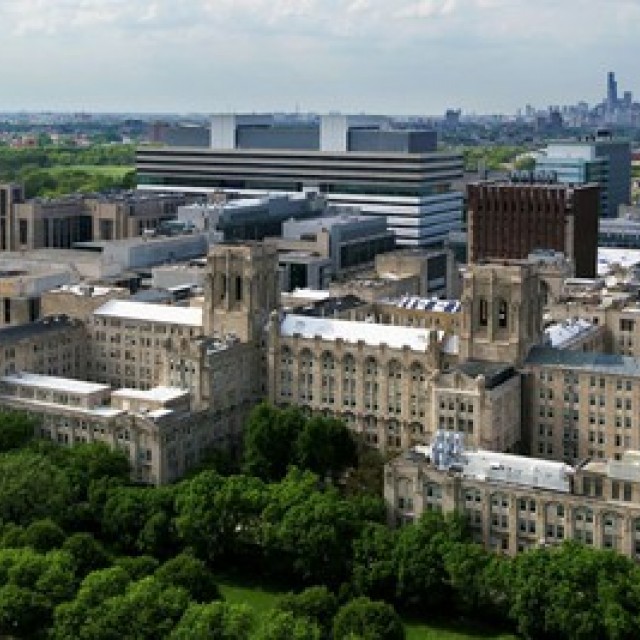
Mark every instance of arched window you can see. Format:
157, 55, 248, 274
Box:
409, 363, 426, 420
387, 360, 403, 415
321, 352, 335, 405
298, 349, 314, 403
342, 354, 356, 408
364, 357, 379, 411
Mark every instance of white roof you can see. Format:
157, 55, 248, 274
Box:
544, 318, 596, 348
462, 450, 573, 493
280, 314, 457, 353
597, 248, 640, 276
0, 372, 110, 395
287, 288, 332, 301
93, 300, 202, 327
112, 386, 189, 404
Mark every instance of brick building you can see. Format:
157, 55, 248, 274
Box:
467, 180, 600, 278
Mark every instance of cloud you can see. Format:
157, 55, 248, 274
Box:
0, 0, 639, 112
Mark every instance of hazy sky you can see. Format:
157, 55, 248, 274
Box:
1, 0, 639, 114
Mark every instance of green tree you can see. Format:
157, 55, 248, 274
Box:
393, 511, 467, 613
275, 586, 338, 639
0, 450, 72, 525
351, 523, 397, 602
62, 532, 110, 577
0, 584, 49, 637
243, 404, 304, 481
155, 553, 221, 602
170, 601, 254, 640
0, 411, 37, 452
332, 597, 404, 640
253, 610, 321, 640
262, 471, 366, 586
295, 416, 357, 481
22, 518, 65, 552
175, 471, 266, 564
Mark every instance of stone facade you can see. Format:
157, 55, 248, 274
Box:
385, 447, 640, 560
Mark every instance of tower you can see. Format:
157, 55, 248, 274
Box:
458, 261, 544, 365
203, 242, 279, 342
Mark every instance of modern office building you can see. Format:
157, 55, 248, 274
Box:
136, 114, 464, 248
467, 178, 599, 278
535, 133, 631, 218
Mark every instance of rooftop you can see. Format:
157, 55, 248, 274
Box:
544, 318, 598, 348
0, 315, 79, 346
526, 346, 640, 377
93, 300, 203, 327
280, 313, 458, 354
455, 361, 517, 389
292, 294, 366, 317
406, 430, 573, 493
0, 372, 110, 396
112, 386, 189, 404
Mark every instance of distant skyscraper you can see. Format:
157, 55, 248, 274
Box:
607, 72, 618, 110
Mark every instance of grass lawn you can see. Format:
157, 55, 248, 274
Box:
43, 164, 133, 177
216, 574, 517, 640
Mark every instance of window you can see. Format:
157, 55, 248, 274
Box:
479, 298, 488, 327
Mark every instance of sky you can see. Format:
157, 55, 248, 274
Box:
1, 0, 639, 115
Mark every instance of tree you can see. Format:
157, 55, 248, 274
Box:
262, 472, 366, 586
332, 597, 404, 640
253, 610, 321, 640
393, 512, 467, 613
351, 523, 397, 602
294, 416, 357, 481
170, 601, 254, 640
155, 553, 221, 603
0, 584, 49, 638
23, 518, 66, 552
275, 586, 338, 639
0, 450, 72, 525
54, 575, 189, 640
0, 411, 37, 452
62, 533, 110, 577
175, 471, 266, 564
243, 403, 304, 481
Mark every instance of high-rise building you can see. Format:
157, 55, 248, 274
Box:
535, 133, 631, 218
607, 71, 618, 110
136, 114, 464, 248
467, 179, 600, 278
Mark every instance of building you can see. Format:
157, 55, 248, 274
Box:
0, 183, 25, 251
136, 114, 464, 248
9, 191, 187, 251
176, 193, 324, 242
536, 134, 631, 218
467, 179, 599, 278
384, 433, 640, 560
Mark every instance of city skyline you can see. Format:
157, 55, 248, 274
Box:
1, 0, 639, 114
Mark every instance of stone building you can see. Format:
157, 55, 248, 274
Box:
385, 433, 640, 560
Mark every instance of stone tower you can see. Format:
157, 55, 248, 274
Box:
458, 260, 543, 365
203, 243, 279, 342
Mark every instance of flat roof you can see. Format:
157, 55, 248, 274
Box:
455, 361, 517, 389
93, 300, 203, 327
0, 315, 78, 346
0, 372, 110, 395
112, 386, 189, 403
281, 314, 457, 353
526, 346, 640, 376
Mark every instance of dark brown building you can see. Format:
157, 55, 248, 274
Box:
467, 180, 600, 277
